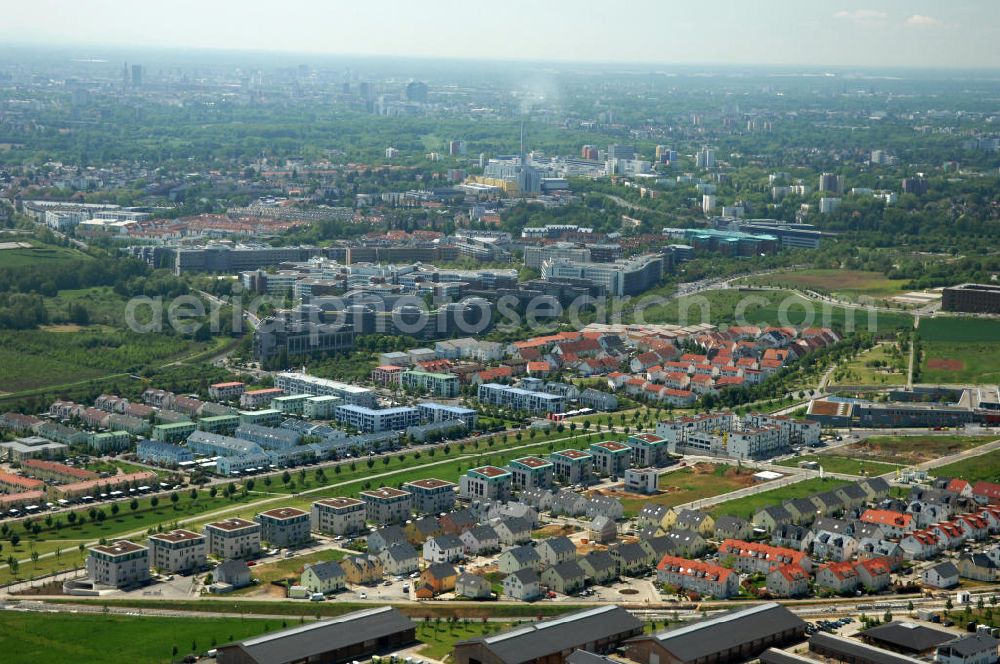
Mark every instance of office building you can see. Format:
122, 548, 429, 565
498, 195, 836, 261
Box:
942, 283, 1000, 314
541, 254, 663, 296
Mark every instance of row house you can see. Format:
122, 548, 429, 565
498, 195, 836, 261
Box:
718, 539, 813, 574
815, 561, 860, 594
766, 564, 811, 597
656, 555, 739, 599
900, 529, 943, 560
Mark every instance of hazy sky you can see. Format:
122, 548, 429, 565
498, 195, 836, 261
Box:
3, 0, 999, 69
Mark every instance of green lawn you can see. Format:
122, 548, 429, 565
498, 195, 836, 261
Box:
921, 341, 1000, 385
637, 288, 913, 335
0, 239, 92, 268
829, 343, 908, 387
417, 621, 493, 660
709, 477, 850, 520
234, 549, 347, 591
932, 449, 1000, 483
775, 454, 902, 476
742, 269, 909, 300
619, 463, 757, 515
839, 435, 997, 465
0, 610, 274, 664
918, 317, 1000, 343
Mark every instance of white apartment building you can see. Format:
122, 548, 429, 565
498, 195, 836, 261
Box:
148, 529, 207, 574
87, 540, 150, 588
203, 518, 262, 559
311, 497, 366, 536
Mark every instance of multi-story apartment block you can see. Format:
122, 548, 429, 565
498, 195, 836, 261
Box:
360, 487, 413, 525
626, 433, 671, 467
240, 388, 284, 409
209, 381, 245, 401
86, 540, 150, 588
477, 383, 565, 415
417, 403, 478, 429
333, 404, 420, 433
203, 518, 262, 560
742, 413, 821, 447
311, 498, 366, 536
403, 478, 457, 515
508, 456, 554, 491
590, 440, 631, 478
148, 529, 207, 574
256, 507, 311, 548
459, 466, 513, 501
549, 449, 594, 485
273, 372, 376, 407
400, 370, 460, 397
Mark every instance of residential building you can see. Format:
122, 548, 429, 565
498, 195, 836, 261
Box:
502, 568, 542, 602
334, 404, 419, 433
460, 466, 513, 501
923, 561, 960, 588
477, 383, 565, 415
656, 555, 739, 599
936, 634, 1000, 664
625, 468, 659, 494
256, 507, 310, 548
274, 372, 376, 407
627, 433, 671, 467
460, 525, 500, 555
301, 560, 346, 594
420, 562, 457, 595
214, 559, 251, 589
542, 560, 586, 595
508, 456, 554, 490
380, 542, 420, 576
341, 555, 383, 585
87, 540, 150, 588
537, 536, 578, 566
456, 572, 492, 600
204, 518, 262, 560
550, 449, 594, 485
816, 561, 860, 594
498, 545, 542, 574
403, 478, 457, 515
590, 441, 631, 479
401, 370, 459, 397
148, 529, 207, 574
579, 550, 619, 585
360, 487, 413, 525
423, 534, 465, 563
311, 497, 366, 536
766, 565, 810, 597
718, 539, 812, 574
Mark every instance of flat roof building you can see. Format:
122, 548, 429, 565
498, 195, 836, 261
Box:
148, 529, 207, 574
87, 540, 150, 588
204, 518, 262, 560
256, 507, 311, 548
360, 487, 413, 525
403, 478, 457, 515
311, 497, 366, 536
460, 465, 513, 502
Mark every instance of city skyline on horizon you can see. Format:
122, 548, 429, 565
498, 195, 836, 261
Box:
3, 0, 999, 70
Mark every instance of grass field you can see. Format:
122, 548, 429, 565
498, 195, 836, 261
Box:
829, 343, 908, 386
417, 621, 493, 660
0, 610, 274, 664
742, 269, 909, 301
638, 288, 913, 334
838, 435, 997, 465
932, 449, 1000, 483
613, 463, 757, 515
233, 549, 347, 592
0, 238, 92, 268
709, 477, 850, 520
775, 454, 902, 476
43, 286, 131, 327
918, 317, 1000, 343
921, 341, 1000, 385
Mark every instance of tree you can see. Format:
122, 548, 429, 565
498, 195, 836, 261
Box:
67, 512, 78, 524
170, 492, 180, 508
150, 496, 159, 509
209, 486, 218, 498
111, 503, 120, 516
10, 533, 20, 547
282, 470, 292, 485
129, 498, 138, 512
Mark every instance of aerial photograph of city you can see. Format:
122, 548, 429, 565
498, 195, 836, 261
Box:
1, 1, 999, 662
